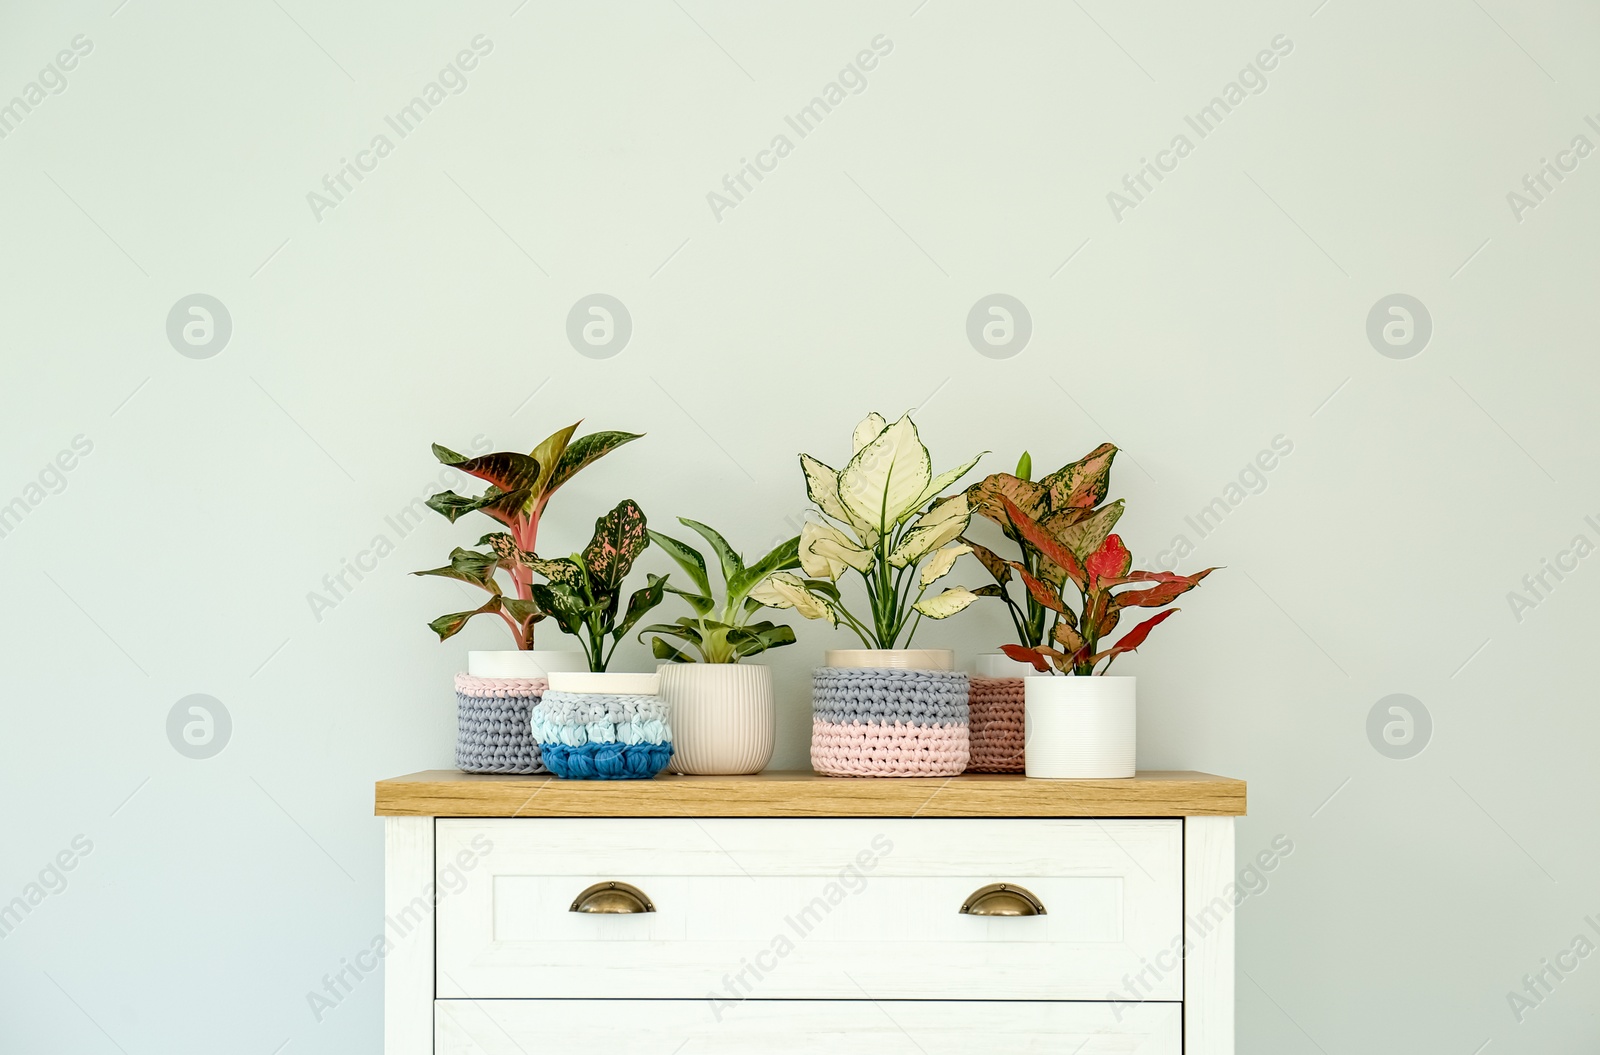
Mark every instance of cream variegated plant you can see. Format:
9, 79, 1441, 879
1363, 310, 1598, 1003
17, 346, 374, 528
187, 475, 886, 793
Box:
750, 413, 985, 649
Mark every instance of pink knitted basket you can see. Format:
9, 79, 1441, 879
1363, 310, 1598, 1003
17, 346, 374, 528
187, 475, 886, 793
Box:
966, 676, 1026, 773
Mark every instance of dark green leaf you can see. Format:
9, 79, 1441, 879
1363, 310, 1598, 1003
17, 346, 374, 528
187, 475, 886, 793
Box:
426, 595, 503, 641
678, 517, 743, 586
530, 583, 585, 637
501, 597, 543, 628
662, 583, 715, 616
650, 637, 695, 662
548, 430, 643, 494
412, 547, 502, 590
425, 489, 494, 523
728, 535, 801, 601
730, 621, 796, 658
648, 529, 712, 596
613, 573, 668, 642
972, 583, 1006, 597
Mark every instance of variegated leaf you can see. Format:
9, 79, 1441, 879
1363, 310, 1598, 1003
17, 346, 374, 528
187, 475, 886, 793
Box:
889, 493, 970, 567
920, 543, 972, 588
839, 414, 932, 533
913, 586, 980, 619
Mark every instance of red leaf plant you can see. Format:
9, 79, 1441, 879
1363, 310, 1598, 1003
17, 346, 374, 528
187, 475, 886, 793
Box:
994, 496, 1215, 676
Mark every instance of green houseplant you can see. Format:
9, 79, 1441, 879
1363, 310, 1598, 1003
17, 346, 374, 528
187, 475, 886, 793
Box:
637, 520, 802, 774
527, 499, 667, 674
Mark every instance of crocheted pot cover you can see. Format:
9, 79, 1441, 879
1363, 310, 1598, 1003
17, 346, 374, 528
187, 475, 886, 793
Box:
966, 676, 1026, 773
532, 690, 673, 780
811, 667, 969, 777
455, 674, 549, 775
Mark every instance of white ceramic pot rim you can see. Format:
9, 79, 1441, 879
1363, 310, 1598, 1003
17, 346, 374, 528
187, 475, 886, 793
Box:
547, 671, 659, 695
467, 650, 589, 679
824, 649, 954, 671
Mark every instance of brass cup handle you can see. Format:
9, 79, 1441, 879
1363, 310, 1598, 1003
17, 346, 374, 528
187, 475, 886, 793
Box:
569, 881, 655, 914
959, 882, 1047, 916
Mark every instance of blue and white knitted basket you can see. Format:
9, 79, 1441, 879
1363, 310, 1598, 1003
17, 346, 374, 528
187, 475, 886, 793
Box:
532, 691, 674, 779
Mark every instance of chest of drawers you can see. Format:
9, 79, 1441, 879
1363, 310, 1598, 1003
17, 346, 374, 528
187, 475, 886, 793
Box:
376, 770, 1246, 1054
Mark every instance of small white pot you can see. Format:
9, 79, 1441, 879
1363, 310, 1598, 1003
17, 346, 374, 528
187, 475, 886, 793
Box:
467, 650, 589, 679
1024, 676, 1136, 779
658, 664, 775, 775
824, 649, 954, 671
973, 652, 1047, 678
547, 671, 659, 696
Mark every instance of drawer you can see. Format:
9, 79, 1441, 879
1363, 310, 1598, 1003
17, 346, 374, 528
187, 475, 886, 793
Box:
436, 998, 1181, 1054
435, 817, 1181, 1000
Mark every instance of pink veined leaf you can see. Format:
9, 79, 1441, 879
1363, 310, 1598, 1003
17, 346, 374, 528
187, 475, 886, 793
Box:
1005, 560, 1069, 614
1001, 497, 1088, 589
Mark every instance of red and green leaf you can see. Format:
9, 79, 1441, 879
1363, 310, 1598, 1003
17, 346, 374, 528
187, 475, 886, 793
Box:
548, 430, 643, 496
1040, 442, 1117, 510
960, 536, 1013, 586
1002, 497, 1088, 588
426, 594, 504, 642
966, 473, 1048, 535
1006, 560, 1068, 614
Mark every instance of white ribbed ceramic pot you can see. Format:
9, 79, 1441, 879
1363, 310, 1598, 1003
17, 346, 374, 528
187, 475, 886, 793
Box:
1024, 675, 1136, 779
658, 664, 775, 775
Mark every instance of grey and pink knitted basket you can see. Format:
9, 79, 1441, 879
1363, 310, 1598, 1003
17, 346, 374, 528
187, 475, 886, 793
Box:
810, 666, 970, 777
454, 673, 548, 774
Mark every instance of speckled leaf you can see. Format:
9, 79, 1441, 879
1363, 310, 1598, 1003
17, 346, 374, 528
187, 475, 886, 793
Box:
583, 499, 650, 592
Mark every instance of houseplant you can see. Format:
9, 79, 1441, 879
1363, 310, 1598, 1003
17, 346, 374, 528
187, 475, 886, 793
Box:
413, 422, 639, 773
752, 412, 984, 777
637, 520, 801, 774
527, 499, 675, 779
991, 492, 1214, 778
959, 444, 1121, 770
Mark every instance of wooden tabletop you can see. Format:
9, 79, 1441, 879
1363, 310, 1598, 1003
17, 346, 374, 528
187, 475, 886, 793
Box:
375, 770, 1246, 818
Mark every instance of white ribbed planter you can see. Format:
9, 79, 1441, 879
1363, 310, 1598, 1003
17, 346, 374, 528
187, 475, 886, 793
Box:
1024, 676, 1136, 779
658, 664, 775, 775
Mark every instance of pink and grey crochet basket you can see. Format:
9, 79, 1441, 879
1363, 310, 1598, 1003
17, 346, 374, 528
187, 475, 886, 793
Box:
454, 674, 549, 774
811, 666, 969, 777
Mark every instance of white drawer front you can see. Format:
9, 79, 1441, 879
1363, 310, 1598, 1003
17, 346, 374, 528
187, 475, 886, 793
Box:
436, 817, 1181, 1000
436, 998, 1181, 1054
